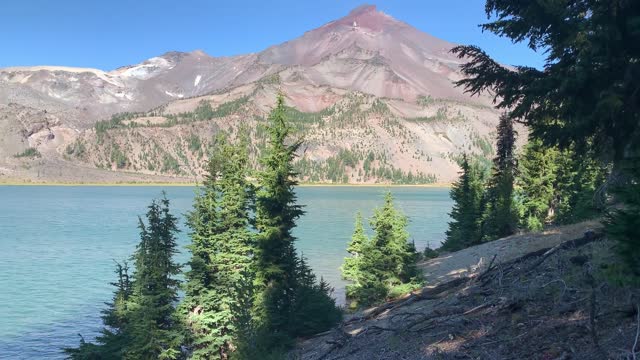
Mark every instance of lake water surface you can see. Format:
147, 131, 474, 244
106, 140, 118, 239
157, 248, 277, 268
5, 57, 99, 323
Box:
0, 186, 451, 359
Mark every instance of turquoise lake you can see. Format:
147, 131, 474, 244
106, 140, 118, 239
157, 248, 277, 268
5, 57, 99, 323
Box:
0, 186, 452, 359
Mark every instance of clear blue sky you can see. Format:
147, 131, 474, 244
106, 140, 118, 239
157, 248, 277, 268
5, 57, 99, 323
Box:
1, 0, 545, 70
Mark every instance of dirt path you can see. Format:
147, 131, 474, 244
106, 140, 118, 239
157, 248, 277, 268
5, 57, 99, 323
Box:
418, 220, 602, 286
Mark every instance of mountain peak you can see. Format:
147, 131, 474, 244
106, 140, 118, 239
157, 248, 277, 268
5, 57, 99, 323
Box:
334, 4, 397, 32
348, 4, 378, 17
259, 3, 457, 69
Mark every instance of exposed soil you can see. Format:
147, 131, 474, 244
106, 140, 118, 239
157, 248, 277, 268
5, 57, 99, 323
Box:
419, 221, 603, 285
291, 221, 640, 359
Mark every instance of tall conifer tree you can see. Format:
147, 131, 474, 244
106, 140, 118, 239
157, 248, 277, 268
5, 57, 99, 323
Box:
482, 114, 518, 240
517, 138, 559, 231
127, 196, 182, 360
181, 135, 256, 359
451, 1, 640, 267
553, 146, 607, 224
442, 154, 485, 251
254, 95, 305, 344
341, 212, 368, 281
254, 94, 339, 346
516, 139, 606, 231
66, 197, 182, 360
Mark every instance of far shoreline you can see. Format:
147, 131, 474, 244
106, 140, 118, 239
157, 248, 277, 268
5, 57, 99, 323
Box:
0, 181, 451, 188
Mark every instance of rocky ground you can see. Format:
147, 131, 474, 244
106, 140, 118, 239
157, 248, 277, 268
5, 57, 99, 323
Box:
292, 221, 640, 359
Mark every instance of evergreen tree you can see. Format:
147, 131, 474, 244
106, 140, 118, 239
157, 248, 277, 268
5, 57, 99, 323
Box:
451, 0, 640, 267
341, 212, 367, 281
482, 113, 518, 240
181, 135, 256, 359
342, 192, 420, 307
254, 95, 305, 345
65, 197, 181, 360
289, 255, 341, 337
553, 145, 607, 224
441, 154, 485, 251
516, 138, 607, 231
451, 1, 639, 176
606, 159, 640, 275
227, 270, 259, 360
516, 138, 559, 231
64, 262, 133, 360
370, 192, 419, 283
254, 95, 340, 347
126, 196, 182, 360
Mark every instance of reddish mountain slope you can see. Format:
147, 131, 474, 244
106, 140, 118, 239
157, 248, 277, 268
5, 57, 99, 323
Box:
0, 5, 506, 184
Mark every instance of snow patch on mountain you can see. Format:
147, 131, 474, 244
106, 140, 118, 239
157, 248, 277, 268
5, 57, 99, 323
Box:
118, 57, 172, 80
164, 90, 184, 98
194, 75, 202, 87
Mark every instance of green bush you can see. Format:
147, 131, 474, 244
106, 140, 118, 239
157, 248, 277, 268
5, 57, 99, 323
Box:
109, 145, 128, 169
388, 282, 422, 299
14, 147, 41, 158
65, 140, 87, 159
187, 133, 201, 152
423, 246, 439, 259
161, 154, 180, 174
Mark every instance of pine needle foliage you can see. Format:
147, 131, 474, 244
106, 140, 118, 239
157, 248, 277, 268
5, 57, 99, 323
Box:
450, 0, 640, 270
254, 94, 340, 348
516, 138, 608, 231
65, 196, 182, 360
126, 196, 182, 360
482, 113, 518, 241
442, 154, 486, 251
516, 138, 559, 231
605, 159, 640, 275
342, 192, 421, 308
64, 262, 133, 360
180, 134, 256, 360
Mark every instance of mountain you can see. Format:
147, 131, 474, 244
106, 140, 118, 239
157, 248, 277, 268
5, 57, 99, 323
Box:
0, 5, 508, 184
0, 51, 274, 128
259, 5, 472, 101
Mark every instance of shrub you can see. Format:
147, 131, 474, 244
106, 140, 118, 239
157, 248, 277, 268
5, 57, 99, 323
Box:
14, 147, 41, 158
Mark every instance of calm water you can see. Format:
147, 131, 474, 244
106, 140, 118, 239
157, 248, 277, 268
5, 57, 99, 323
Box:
0, 186, 451, 359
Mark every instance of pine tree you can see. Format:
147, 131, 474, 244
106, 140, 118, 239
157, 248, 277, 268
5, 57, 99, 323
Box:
516, 138, 559, 231
516, 138, 607, 231
482, 113, 518, 240
254, 95, 305, 345
606, 159, 640, 275
65, 197, 182, 360
451, 1, 640, 268
181, 135, 256, 359
342, 191, 420, 307
95, 262, 133, 359
289, 255, 341, 337
127, 196, 182, 360
370, 192, 418, 283
341, 212, 368, 281
451, 2, 639, 175
227, 270, 259, 360
441, 154, 485, 251
254, 94, 339, 346
554, 145, 607, 224
64, 262, 133, 360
